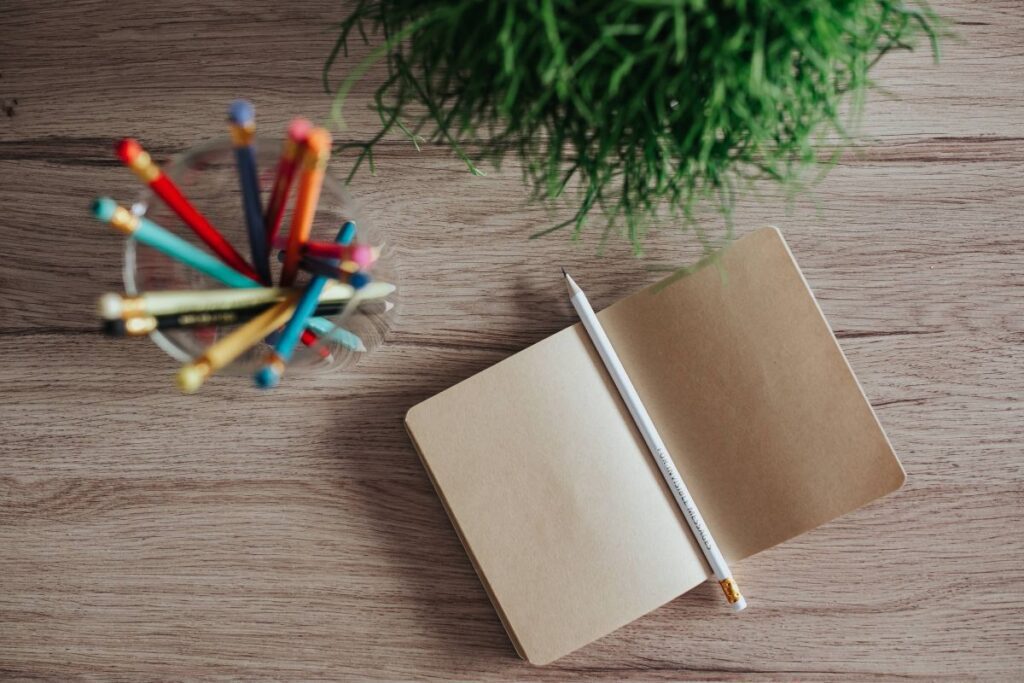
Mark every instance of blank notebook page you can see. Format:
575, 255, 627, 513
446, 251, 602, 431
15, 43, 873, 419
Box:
598, 227, 905, 563
405, 324, 709, 665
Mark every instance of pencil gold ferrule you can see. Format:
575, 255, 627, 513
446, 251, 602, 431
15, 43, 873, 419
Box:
229, 123, 255, 147
303, 150, 328, 172
719, 577, 743, 604
128, 149, 161, 183
117, 296, 147, 318
265, 354, 286, 376
283, 139, 300, 160
124, 315, 157, 336
109, 205, 141, 235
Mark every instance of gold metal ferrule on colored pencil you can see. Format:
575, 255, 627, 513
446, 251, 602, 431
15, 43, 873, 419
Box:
229, 122, 255, 147
262, 354, 287, 378
282, 135, 302, 161
106, 204, 141, 235
719, 578, 744, 606
303, 140, 330, 171
125, 147, 161, 183
123, 316, 158, 335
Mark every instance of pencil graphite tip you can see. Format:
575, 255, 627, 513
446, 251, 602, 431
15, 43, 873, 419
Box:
563, 269, 582, 298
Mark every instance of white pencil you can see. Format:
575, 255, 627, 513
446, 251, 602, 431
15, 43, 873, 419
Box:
563, 269, 747, 612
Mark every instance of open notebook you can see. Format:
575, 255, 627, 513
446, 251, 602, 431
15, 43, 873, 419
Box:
405, 227, 904, 665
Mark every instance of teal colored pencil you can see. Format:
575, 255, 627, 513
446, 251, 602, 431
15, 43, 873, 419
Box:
91, 197, 339, 349
254, 221, 356, 388
92, 197, 258, 288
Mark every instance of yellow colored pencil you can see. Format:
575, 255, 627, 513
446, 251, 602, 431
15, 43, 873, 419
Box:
176, 292, 301, 394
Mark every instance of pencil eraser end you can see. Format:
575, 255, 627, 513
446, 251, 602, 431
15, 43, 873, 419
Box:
305, 128, 332, 156
254, 366, 281, 389
91, 197, 118, 222
338, 220, 357, 246
115, 138, 141, 164
176, 364, 206, 394
349, 271, 371, 289
97, 293, 123, 319
350, 244, 377, 268
287, 118, 312, 142
731, 596, 747, 612
228, 99, 255, 126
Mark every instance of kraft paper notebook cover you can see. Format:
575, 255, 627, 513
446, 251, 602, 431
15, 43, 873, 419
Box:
405, 227, 904, 665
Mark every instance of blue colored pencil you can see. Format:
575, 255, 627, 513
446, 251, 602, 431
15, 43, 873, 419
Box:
228, 100, 271, 285
254, 221, 357, 388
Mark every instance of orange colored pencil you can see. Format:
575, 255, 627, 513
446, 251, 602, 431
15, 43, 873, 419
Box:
279, 128, 331, 286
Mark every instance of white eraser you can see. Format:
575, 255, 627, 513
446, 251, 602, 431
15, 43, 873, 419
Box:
97, 293, 124, 319
731, 596, 748, 612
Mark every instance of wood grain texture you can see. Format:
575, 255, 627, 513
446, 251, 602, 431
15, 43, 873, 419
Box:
1, 0, 1022, 679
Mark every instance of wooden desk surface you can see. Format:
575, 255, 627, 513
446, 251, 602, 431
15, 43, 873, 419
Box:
1, 1, 1021, 679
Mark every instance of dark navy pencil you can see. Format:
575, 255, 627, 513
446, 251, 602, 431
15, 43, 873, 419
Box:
102, 300, 347, 337
228, 99, 271, 285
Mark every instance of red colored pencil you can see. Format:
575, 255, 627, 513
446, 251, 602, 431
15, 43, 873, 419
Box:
116, 138, 257, 281
264, 118, 311, 254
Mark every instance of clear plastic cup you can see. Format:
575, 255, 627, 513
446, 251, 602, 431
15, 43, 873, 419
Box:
123, 135, 399, 376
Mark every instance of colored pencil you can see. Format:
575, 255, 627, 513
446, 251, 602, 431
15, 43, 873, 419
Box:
96, 282, 394, 319
102, 300, 348, 337
227, 100, 271, 284
176, 293, 303, 394
255, 221, 355, 388
116, 138, 257, 280
279, 128, 331, 286
264, 118, 311, 252
325, 268, 372, 333
92, 197, 257, 288
272, 237, 379, 267
291, 254, 361, 281
92, 197, 326, 351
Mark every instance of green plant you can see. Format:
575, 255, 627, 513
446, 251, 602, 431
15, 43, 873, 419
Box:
325, 0, 938, 252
